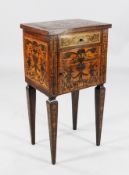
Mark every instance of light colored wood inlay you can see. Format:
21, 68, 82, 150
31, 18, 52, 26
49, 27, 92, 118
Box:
59, 31, 101, 48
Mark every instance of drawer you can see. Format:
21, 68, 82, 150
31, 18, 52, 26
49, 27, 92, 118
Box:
59, 31, 101, 48
58, 46, 101, 94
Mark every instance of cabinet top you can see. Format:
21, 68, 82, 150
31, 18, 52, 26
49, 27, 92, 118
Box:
20, 19, 112, 35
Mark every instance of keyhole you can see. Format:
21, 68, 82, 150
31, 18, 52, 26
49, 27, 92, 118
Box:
59, 72, 63, 76
79, 38, 84, 42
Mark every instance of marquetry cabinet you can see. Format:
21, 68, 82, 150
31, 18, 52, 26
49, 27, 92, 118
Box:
20, 19, 112, 164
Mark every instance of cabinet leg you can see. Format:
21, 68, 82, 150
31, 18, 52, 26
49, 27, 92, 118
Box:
26, 85, 36, 145
46, 98, 58, 165
95, 85, 105, 146
71, 90, 79, 130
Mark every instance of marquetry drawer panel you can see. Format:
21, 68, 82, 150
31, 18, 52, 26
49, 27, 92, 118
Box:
23, 33, 49, 91
58, 46, 101, 94
59, 31, 101, 48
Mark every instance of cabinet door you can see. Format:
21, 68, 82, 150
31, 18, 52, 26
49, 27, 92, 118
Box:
58, 46, 101, 94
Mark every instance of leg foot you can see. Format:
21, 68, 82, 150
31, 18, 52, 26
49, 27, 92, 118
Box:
95, 85, 105, 146
71, 90, 79, 130
46, 98, 58, 164
26, 85, 36, 145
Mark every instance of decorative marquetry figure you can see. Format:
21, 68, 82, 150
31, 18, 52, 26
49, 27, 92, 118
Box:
20, 19, 111, 164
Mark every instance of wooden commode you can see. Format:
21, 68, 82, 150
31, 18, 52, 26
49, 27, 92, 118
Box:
20, 19, 112, 164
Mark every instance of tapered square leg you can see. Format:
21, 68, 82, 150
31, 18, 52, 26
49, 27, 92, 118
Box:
46, 98, 58, 165
95, 85, 105, 146
71, 90, 79, 130
26, 85, 36, 145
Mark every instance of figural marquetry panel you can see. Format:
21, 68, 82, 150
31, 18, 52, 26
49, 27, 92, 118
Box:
23, 34, 49, 91
58, 46, 101, 94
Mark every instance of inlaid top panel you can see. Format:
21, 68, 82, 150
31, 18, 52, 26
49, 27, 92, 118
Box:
20, 19, 112, 35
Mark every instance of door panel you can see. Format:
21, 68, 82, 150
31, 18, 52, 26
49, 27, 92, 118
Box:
58, 46, 101, 94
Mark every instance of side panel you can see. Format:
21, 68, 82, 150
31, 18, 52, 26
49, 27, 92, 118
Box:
100, 29, 108, 84
23, 32, 50, 94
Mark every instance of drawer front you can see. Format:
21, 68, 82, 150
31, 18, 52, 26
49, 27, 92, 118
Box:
59, 31, 101, 48
23, 33, 49, 91
58, 46, 101, 94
